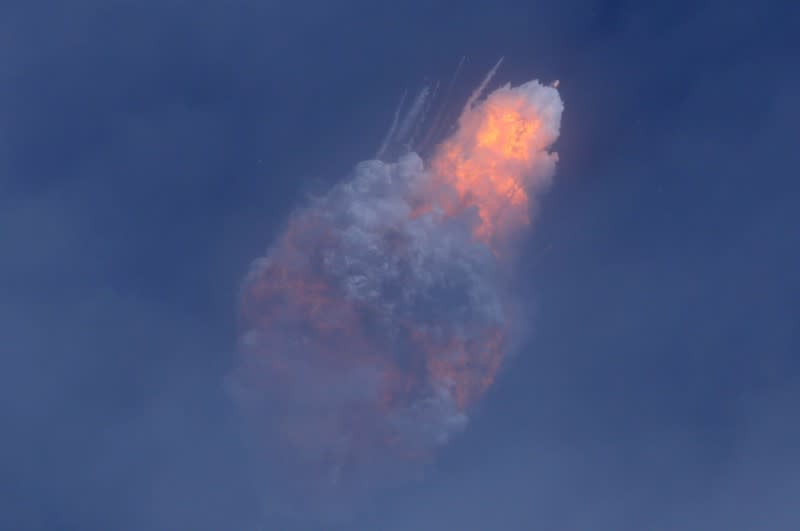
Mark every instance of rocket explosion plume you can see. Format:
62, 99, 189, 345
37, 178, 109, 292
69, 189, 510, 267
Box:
231, 72, 563, 520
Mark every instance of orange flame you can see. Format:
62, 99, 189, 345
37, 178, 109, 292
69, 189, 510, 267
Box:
430, 82, 558, 246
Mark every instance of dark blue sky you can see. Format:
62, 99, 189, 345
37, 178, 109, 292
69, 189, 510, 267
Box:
2, 1, 798, 529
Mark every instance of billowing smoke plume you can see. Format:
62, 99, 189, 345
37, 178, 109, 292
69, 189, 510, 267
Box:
230, 72, 563, 522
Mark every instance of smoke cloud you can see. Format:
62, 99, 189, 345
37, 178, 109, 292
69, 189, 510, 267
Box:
229, 73, 563, 522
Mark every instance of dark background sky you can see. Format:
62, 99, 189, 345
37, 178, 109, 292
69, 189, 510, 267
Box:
2, 0, 798, 529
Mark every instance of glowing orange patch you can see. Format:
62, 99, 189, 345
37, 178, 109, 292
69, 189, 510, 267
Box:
429, 91, 551, 245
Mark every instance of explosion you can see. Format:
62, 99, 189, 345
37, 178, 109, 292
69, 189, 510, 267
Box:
230, 67, 563, 521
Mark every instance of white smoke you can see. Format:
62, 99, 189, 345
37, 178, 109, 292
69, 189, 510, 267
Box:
237, 150, 506, 448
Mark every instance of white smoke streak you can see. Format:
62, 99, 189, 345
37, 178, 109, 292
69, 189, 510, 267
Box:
393, 85, 431, 149
376, 89, 408, 160
417, 56, 467, 153
460, 56, 504, 119
407, 80, 440, 150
